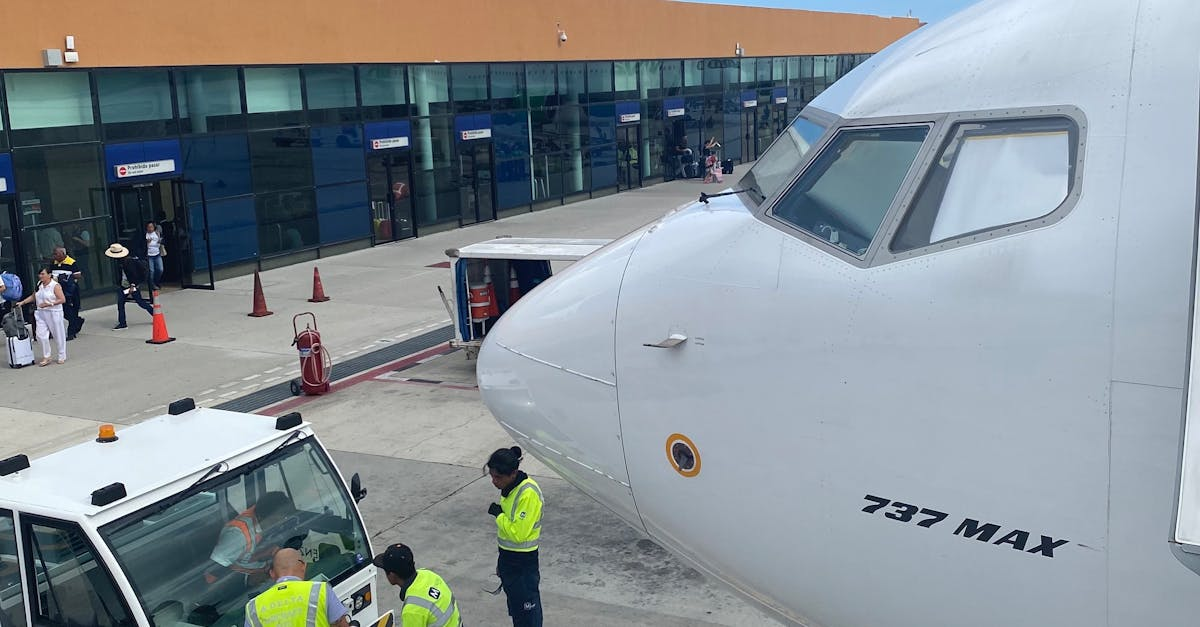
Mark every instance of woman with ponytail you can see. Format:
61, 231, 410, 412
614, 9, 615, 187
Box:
486, 446, 544, 626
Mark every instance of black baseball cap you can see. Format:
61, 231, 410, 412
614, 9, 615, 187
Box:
372, 543, 416, 578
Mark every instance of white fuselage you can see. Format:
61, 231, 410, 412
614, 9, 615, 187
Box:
478, 1, 1200, 625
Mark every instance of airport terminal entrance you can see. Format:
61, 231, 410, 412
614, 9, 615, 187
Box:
367, 150, 416, 243
458, 142, 495, 226
617, 125, 642, 191
110, 179, 213, 289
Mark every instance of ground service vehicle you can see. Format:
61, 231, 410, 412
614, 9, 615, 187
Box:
0, 399, 380, 627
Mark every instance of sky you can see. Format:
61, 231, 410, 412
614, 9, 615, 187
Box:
677, 0, 978, 24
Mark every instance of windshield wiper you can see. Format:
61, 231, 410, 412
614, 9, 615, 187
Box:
698, 189, 756, 204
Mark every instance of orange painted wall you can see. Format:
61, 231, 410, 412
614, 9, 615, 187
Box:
2, 0, 920, 69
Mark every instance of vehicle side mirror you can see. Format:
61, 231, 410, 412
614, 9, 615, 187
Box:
350, 473, 367, 503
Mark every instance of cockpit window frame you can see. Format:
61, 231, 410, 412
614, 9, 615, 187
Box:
754, 111, 943, 268
751, 105, 1087, 269
874, 105, 1087, 264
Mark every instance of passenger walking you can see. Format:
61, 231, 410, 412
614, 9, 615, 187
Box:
486, 446, 544, 627
373, 543, 462, 627
50, 247, 84, 340
15, 268, 66, 366
145, 221, 164, 290
244, 548, 350, 627
104, 244, 154, 330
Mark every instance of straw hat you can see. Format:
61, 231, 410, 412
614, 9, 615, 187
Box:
104, 243, 130, 259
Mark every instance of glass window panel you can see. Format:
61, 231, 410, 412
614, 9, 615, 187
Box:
200, 196, 258, 266
588, 104, 615, 145
558, 63, 585, 105
639, 60, 661, 99
181, 134, 253, 200
740, 58, 756, 84
257, 188, 317, 254
590, 144, 617, 190
311, 124, 365, 186
493, 110, 531, 160
530, 107, 559, 155
684, 59, 704, 87
662, 60, 683, 96
757, 58, 772, 83
248, 128, 314, 193
359, 64, 409, 120
317, 182, 369, 244
452, 64, 489, 113
5, 72, 93, 130
788, 57, 801, 83
741, 116, 826, 204
412, 116, 455, 171
490, 63, 525, 110
27, 520, 132, 626
563, 149, 586, 195
702, 59, 722, 87
614, 62, 638, 93
29, 216, 111, 295
409, 65, 450, 116
893, 118, 1074, 252
12, 144, 105, 227
304, 65, 356, 110
0, 512, 27, 627
526, 63, 555, 101
96, 70, 176, 140
558, 106, 587, 150
176, 68, 244, 134
245, 67, 302, 113
5, 72, 97, 145
587, 62, 613, 99
773, 57, 787, 81
496, 158, 532, 210
773, 125, 929, 256
245, 67, 303, 128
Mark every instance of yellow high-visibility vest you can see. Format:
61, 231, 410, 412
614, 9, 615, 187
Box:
401, 569, 461, 627
496, 476, 543, 552
245, 580, 331, 627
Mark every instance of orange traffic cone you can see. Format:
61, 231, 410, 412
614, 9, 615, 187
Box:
248, 270, 273, 317
308, 266, 331, 303
484, 265, 501, 317
508, 267, 522, 305
146, 291, 176, 345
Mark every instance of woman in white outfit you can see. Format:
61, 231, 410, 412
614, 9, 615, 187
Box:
17, 268, 66, 366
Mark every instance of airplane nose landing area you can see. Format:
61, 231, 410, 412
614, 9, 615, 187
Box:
477, 233, 644, 528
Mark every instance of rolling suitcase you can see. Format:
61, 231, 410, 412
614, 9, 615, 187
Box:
5, 306, 33, 368
722, 158, 734, 175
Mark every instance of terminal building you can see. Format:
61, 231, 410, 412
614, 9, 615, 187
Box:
0, 1, 919, 298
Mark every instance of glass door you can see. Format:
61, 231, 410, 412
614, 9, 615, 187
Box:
367, 151, 416, 243
617, 126, 642, 191
111, 185, 155, 257
741, 109, 756, 163
459, 143, 495, 225
175, 181, 214, 289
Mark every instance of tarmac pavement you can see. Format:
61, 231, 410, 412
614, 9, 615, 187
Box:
0, 166, 786, 625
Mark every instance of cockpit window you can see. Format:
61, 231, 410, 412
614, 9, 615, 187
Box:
739, 116, 827, 205
771, 125, 929, 256
891, 117, 1075, 252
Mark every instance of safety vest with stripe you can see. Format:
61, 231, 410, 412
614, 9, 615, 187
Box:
496, 476, 543, 553
245, 580, 331, 627
226, 506, 269, 573
401, 569, 461, 627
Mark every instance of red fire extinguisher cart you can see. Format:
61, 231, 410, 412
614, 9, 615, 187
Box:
290, 312, 331, 396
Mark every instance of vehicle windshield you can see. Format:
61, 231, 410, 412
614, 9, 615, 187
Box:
739, 115, 828, 204
99, 439, 369, 627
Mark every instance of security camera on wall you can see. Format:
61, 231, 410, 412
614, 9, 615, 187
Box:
559, 31, 567, 43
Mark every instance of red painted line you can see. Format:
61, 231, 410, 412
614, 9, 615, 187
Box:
255, 343, 454, 415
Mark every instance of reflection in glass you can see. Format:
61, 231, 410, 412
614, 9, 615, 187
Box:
0, 512, 27, 627
12, 144, 105, 226
256, 189, 317, 255
29, 521, 132, 626
305, 65, 358, 123
558, 63, 585, 105
452, 64, 489, 113
182, 134, 253, 200
96, 70, 176, 139
490, 63, 525, 110
248, 128, 314, 193
772, 125, 929, 256
176, 68, 244, 133
317, 182, 370, 244
101, 440, 370, 627
527, 63, 555, 102
360, 65, 409, 119
410, 66, 450, 116
5, 72, 97, 144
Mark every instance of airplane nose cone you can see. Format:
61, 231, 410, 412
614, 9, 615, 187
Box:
478, 233, 644, 526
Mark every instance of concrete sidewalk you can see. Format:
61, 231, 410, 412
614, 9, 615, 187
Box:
0, 172, 739, 459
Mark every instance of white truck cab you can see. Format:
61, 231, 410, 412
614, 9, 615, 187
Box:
0, 399, 381, 627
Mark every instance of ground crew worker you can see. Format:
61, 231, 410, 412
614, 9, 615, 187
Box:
373, 543, 462, 627
244, 548, 350, 627
207, 491, 296, 586
486, 446, 544, 627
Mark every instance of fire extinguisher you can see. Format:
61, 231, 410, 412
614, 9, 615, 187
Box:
290, 312, 331, 396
